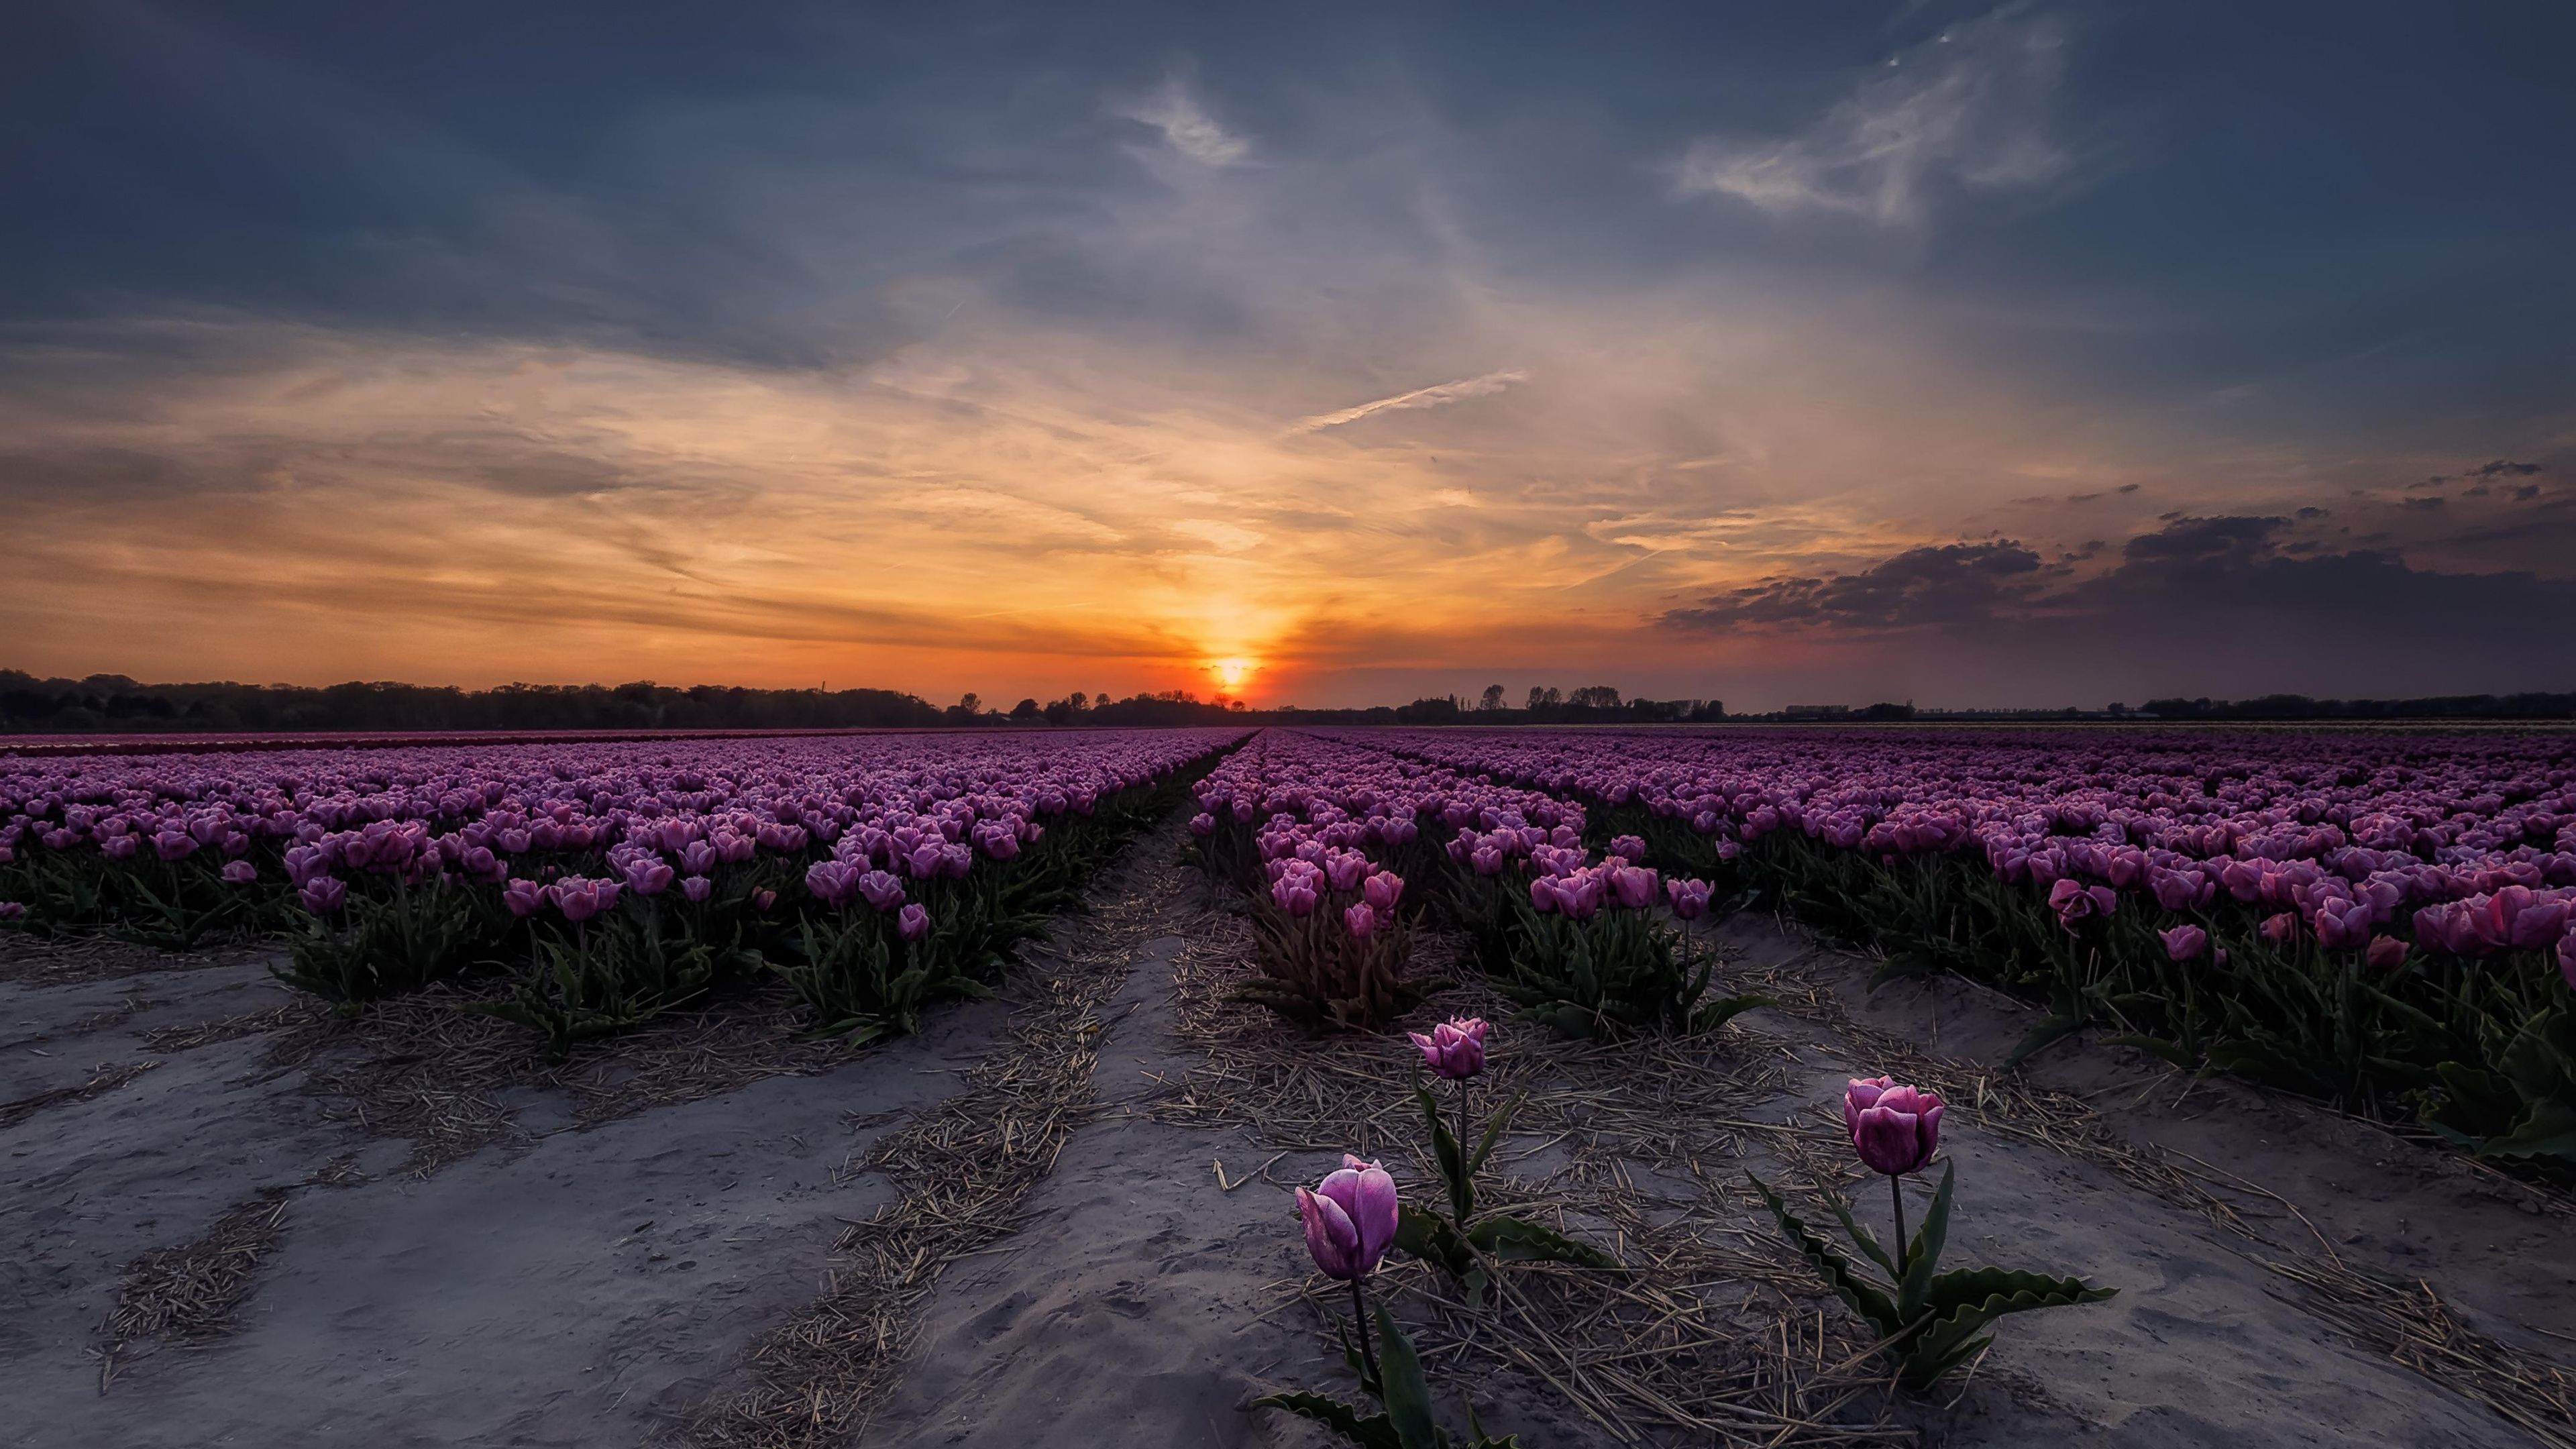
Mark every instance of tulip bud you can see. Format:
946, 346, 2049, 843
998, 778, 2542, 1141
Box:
2365, 935, 2410, 971
2159, 924, 2207, 961
680, 874, 714, 904
299, 876, 348, 914
221, 859, 259, 885
1342, 901, 1376, 938
898, 902, 930, 941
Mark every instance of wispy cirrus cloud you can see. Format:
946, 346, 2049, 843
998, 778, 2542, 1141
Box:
1673, 12, 2073, 227
1114, 76, 1250, 166
1289, 369, 1527, 433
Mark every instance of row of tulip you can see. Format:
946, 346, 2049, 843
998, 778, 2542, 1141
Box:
1348, 727, 2576, 1170
0, 730, 1249, 1049
1186, 732, 1751, 1038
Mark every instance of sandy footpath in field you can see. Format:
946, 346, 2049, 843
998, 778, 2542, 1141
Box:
7, 824, 2576, 1449
1, 947, 1013, 1448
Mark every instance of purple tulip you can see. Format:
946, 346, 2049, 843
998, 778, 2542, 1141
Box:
553, 877, 616, 923
154, 830, 198, 862
1343, 901, 1377, 939
623, 858, 675, 897
1470, 843, 1505, 876
898, 902, 930, 941
1666, 877, 1714, 920
2161, 924, 2208, 962
1845, 1077, 1942, 1177
806, 859, 861, 908
2047, 878, 2116, 930
680, 874, 713, 904
849, 869, 901, 912
1273, 873, 1319, 917
680, 840, 718, 875
1296, 1155, 1399, 1281
1362, 871, 1404, 913
2477, 888, 2572, 953
1324, 851, 1368, 893
2259, 911, 2300, 945
299, 876, 347, 914
0, 901, 24, 923
503, 877, 548, 917
1609, 835, 1648, 863
2314, 897, 2375, 951
753, 888, 777, 912
1189, 812, 1216, 837
2365, 935, 2410, 971
2559, 928, 2576, 991
1609, 863, 1661, 910
1408, 1017, 1488, 1079
221, 859, 259, 885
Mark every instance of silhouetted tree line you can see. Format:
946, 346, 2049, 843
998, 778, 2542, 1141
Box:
2139, 692, 2576, 722
0, 672, 941, 733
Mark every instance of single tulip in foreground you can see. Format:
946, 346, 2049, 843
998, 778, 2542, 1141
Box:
1753, 1069, 2113, 1391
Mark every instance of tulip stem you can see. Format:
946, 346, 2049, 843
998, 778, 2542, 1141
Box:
1350, 1278, 1380, 1389
1890, 1174, 1909, 1279
1456, 1077, 1474, 1222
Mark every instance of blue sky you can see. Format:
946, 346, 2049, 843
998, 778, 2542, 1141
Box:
4, 1, 2571, 707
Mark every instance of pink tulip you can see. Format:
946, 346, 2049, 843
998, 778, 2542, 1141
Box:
2314, 898, 2374, 951
2260, 912, 2300, 945
1408, 1018, 1488, 1079
552, 877, 616, 923
1609, 863, 1661, 910
623, 858, 675, 897
1846, 1077, 1942, 1176
1343, 902, 1377, 938
1296, 1155, 1399, 1281
1362, 871, 1404, 913
2365, 935, 2410, 971
1666, 877, 1714, 920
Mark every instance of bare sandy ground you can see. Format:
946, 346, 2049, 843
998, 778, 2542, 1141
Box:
5, 833, 2573, 1448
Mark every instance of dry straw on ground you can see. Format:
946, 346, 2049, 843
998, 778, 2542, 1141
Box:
1152, 903, 1913, 1448
682, 837, 1186, 1448
97, 1191, 290, 1391
0, 1060, 160, 1132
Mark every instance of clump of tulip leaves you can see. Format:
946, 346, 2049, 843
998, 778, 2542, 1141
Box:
1256, 1300, 1522, 1449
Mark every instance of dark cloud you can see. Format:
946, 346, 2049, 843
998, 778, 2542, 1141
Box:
1660, 541, 2043, 631
1660, 515, 2576, 688
2469, 460, 2543, 478
2116, 483, 2140, 494
2402, 495, 2447, 510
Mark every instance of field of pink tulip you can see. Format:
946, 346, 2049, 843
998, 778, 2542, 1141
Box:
1346, 725, 2576, 1174
0, 729, 1247, 1051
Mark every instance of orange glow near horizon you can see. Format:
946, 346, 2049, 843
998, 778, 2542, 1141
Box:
0, 292, 2407, 709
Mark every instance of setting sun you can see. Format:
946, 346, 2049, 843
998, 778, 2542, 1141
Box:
1211, 657, 1257, 690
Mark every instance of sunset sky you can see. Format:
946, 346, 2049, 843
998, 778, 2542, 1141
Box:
5, 2, 2573, 709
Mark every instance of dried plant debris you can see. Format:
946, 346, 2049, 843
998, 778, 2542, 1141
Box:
0, 934, 271, 987
99, 1191, 292, 1389
685, 837, 1184, 1448
139, 1001, 315, 1054
0, 1059, 160, 1131
253, 977, 894, 1177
